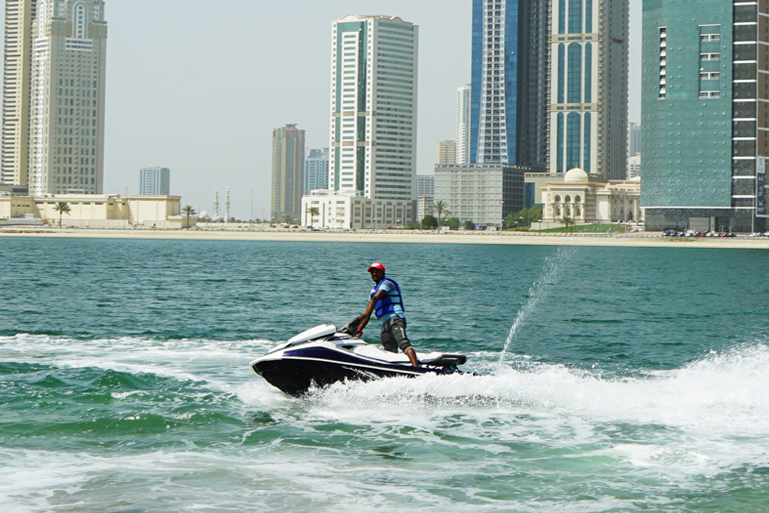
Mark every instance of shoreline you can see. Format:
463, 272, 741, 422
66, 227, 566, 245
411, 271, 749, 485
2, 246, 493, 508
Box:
2, 226, 769, 248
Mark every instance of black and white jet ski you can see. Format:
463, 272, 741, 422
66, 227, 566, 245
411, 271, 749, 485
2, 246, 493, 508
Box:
250, 319, 467, 397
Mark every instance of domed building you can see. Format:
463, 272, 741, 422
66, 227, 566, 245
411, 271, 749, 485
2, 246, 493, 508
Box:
537, 169, 643, 228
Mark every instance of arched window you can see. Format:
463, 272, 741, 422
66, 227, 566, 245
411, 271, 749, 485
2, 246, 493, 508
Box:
575, 195, 582, 203
568, 43, 582, 103
73, 2, 87, 39
565, 195, 572, 203
38, 2, 47, 34
555, 195, 562, 203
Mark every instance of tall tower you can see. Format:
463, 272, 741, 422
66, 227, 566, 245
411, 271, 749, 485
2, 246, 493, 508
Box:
456, 84, 471, 165
329, 15, 418, 201
436, 141, 457, 165
271, 124, 305, 222
470, 0, 549, 168
2, 0, 36, 186
304, 148, 329, 194
642, 0, 769, 233
548, 0, 629, 179
27, 0, 108, 196
140, 166, 170, 195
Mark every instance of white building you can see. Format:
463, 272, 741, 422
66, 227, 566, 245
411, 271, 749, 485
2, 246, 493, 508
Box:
537, 168, 642, 227
301, 190, 414, 229
140, 166, 170, 195
0, 193, 192, 229
456, 84, 471, 165
28, 0, 108, 196
315, 14, 418, 228
628, 154, 641, 179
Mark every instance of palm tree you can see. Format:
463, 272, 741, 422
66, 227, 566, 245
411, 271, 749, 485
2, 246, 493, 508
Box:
306, 206, 320, 228
561, 216, 575, 233
432, 200, 450, 227
182, 205, 196, 229
53, 201, 71, 228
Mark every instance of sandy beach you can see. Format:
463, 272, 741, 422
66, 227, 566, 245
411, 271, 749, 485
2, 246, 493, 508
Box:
2, 226, 769, 249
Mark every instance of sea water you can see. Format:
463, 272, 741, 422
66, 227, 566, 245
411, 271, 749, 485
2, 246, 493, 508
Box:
1, 238, 768, 512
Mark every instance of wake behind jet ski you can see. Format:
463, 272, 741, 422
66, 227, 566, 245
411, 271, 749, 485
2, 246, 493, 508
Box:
250, 318, 467, 397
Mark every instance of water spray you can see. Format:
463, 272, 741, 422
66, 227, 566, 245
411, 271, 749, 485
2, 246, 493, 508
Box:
498, 246, 575, 369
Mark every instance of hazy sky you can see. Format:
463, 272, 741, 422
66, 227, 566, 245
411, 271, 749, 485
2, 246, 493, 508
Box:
94, 1, 640, 219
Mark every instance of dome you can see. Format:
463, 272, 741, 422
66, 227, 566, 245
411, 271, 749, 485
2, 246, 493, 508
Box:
564, 168, 589, 183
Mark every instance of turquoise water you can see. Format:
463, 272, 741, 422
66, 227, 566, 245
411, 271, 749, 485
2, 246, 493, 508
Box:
1, 238, 768, 512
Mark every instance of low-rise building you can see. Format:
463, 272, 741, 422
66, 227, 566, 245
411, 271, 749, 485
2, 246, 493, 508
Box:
535, 168, 642, 228
0, 194, 193, 229
434, 164, 528, 227
301, 190, 415, 229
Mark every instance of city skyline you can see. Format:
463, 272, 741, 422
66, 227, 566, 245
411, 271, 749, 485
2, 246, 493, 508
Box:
0, 1, 643, 219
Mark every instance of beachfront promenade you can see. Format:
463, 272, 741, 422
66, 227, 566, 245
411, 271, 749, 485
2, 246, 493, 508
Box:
2, 225, 769, 249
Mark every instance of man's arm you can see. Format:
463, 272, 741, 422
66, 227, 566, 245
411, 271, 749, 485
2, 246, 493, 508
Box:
357, 288, 388, 334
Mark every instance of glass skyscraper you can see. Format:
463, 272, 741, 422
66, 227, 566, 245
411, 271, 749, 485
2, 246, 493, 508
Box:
470, 0, 549, 169
140, 167, 170, 196
548, 0, 629, 179
304, 148, 329, 194
642, 0, 769, 232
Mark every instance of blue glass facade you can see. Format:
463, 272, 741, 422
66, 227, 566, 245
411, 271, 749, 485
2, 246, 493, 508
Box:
641, 0, 733, 209
641, 0, 768, 232
470, 0, 483, 165
470, 0, 548, 168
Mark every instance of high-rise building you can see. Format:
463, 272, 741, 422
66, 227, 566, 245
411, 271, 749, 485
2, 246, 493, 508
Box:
439, 0, 546, 226
304, 148, 329, 194
2, 0, 36, 187
628, 122, 641, 158
548, 0, 629, 179
27, 0, 108, 196
329, 15, 417, 203
271, 124, 305, 222
436, 141, 457, 165
642, 0, 769, 232
456, 84, 471, 164
417, 174, 435, 197
470, 0, 549, 168
140, 166, 170, 195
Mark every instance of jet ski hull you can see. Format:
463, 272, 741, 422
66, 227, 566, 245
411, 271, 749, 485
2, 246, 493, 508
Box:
252, 346, 462, 397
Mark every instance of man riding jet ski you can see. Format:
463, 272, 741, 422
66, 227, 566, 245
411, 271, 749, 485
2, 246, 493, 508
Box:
355, 261, 419, 366
250, 317, 467, 397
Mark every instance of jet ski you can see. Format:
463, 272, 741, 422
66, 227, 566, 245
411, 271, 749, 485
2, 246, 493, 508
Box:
250, 318, 467, 397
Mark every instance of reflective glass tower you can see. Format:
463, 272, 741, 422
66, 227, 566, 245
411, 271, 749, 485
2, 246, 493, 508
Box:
470, 0, 549, 168
642, 0, 769, 232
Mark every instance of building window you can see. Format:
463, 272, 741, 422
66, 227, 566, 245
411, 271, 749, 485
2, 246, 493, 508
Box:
583, 112, 591, 172
569, 0, 583, 34
567, 113, 581, 170
584, 43, 592, 103
73, 3, 87, 39
567, 43, 582, 103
